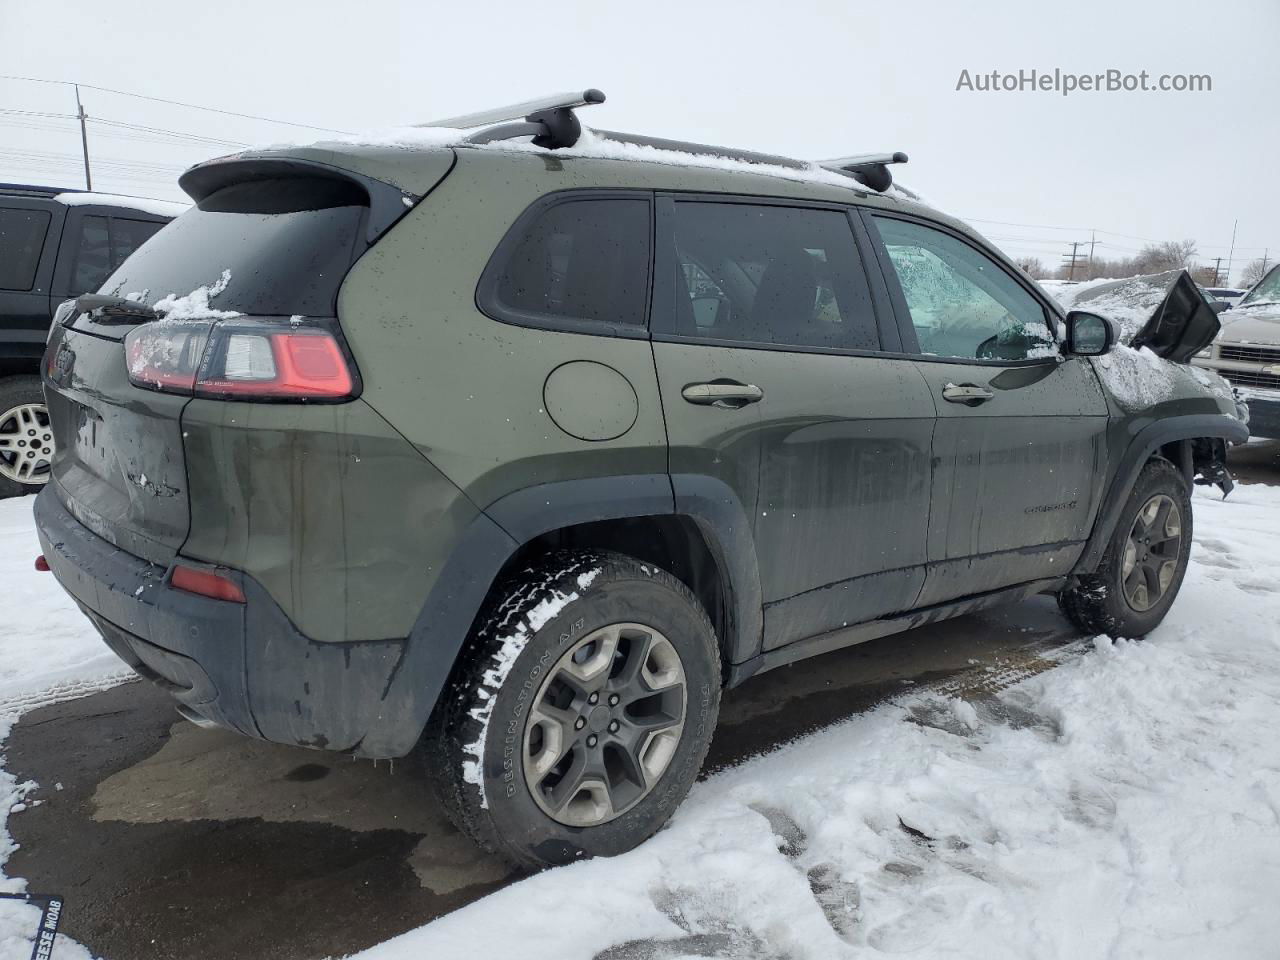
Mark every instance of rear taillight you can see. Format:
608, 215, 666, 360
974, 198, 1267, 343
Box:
125, 317, 358, 402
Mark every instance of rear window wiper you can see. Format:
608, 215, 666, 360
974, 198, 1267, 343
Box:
75, 294, 158, 325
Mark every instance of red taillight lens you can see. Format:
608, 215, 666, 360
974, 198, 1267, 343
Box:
195, 329, 354, 398
125, 318, 358, 402
171, 564, 246, 603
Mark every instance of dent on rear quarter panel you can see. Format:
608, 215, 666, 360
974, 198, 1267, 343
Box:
180, 398, 478, 644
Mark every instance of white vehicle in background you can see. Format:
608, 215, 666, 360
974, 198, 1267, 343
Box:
1205, 287, 1248, 309
1193, 265, 1280, 439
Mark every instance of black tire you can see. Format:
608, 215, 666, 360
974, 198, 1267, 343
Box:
1058, 457, 1193, 637
425, 549, 721, 869
0, 375, 52, 499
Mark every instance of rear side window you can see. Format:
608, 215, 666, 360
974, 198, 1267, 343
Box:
100, 178, 367, 316
0, 207, 52, 290
662, 202, 878, 352
484, 197, 651, 332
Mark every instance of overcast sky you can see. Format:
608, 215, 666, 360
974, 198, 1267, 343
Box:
2, 0, 1276, 284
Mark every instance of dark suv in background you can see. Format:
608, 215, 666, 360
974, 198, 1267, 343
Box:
0, 184, 183, 496
33, 91, 1246, 868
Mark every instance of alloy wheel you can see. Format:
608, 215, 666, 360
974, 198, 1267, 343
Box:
522, 622, 687, 827
0, 403, 54, 486
1120, 493, 1183, 612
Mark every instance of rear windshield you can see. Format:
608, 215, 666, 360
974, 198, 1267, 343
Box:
98, 178, 367, 317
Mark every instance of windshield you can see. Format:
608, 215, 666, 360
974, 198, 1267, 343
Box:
1240, 265, 1280, 307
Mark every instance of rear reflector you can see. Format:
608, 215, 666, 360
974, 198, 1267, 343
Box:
171, 564, 246, 603
34, 555, 49, 572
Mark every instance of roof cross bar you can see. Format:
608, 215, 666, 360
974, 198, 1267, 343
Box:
418, 89, 606, 150
818, 152, 909, 193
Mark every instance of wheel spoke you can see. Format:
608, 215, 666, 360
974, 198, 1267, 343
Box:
560, 624, 620, 689
608, 629, 654, 692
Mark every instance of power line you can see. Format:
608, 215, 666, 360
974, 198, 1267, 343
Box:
0, 74, 352, 134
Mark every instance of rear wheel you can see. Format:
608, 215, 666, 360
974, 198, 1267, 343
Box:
0, 376, 54, 498
426, 550, 721, 869
1058, 458, 1192, 637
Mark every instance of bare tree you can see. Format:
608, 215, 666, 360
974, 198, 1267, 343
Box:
1192, 265, 1219, 286
1240, 258, 1272, 287
1132, 240, 1198, 274
1015, 256, 1049, 279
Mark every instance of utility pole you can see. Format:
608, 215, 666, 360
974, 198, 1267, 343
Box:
1088, 229, 1096, 275
1062, 241, 1087, 281
1212, 257, 1224, 286
1226, 219, 1238, 286
74, 84, 92, 190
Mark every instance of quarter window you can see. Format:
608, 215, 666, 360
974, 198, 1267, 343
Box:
0, 207, 52, 291
667, 202, 878, 351
871, 216, 1055, 361
490, 198, 651, 329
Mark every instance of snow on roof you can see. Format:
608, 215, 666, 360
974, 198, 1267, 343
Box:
260, 125, 926, 204
53, 192, 189, 219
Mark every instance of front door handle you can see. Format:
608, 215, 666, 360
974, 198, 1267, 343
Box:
681, 380, 764, 409
942, 382, 994, 406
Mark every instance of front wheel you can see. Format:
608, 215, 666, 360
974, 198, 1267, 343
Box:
1058, 457, 1193, 637
0, 375, 54, 498
426, 550, 721, 869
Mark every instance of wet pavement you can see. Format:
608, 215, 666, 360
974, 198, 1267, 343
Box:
6, 440, 1277, 960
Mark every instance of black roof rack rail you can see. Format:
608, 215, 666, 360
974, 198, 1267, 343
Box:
818, 152, 909, 193
419, 89, 606, 150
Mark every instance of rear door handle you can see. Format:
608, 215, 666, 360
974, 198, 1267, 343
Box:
681, 380, 764, 409
942, 382, 994, 406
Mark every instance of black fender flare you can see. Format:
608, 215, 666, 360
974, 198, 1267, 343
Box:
1072, 413, 1247, 575
359, 473, 763, 757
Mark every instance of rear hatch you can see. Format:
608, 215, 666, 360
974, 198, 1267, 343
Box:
42, 153, 444, 566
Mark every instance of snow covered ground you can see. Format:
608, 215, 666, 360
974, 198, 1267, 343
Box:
357, 482, 1280, 960
1, 495, 128, 960
2, 480, 1279, 959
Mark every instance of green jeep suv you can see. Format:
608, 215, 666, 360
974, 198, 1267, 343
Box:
34, 91, 1245, 867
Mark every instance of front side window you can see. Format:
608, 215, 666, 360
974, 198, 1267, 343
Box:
490, 198, 651, 329
667, 202, 878, 351
872, 216, 1055, 361
0, 207, 52, 291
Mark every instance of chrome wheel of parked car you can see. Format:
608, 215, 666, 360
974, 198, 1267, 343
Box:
0, 401, 53, 487
524, 622, 687, 827
1121, 494, 1183, 612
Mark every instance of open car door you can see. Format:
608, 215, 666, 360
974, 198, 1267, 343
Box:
1131, 269, 1222, 363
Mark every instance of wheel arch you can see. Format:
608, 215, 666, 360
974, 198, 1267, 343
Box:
1072, 413, 1247, 576
362, 473, 763, 758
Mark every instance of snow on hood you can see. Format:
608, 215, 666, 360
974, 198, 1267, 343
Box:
1217, 302, 1280, 345
53, 192, 188, 219
1044, 272, 1220, 411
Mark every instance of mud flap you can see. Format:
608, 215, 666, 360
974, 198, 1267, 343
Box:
1193, 437, 1235, 498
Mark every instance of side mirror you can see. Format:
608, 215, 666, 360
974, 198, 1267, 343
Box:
1064, 311, 1117, 356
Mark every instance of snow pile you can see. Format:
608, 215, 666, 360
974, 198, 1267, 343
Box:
356, 483, 1280, 960
150, 267, 237, 321
0, 497, 131, 714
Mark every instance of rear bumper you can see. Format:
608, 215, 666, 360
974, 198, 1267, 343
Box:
34, 486, 408, 755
